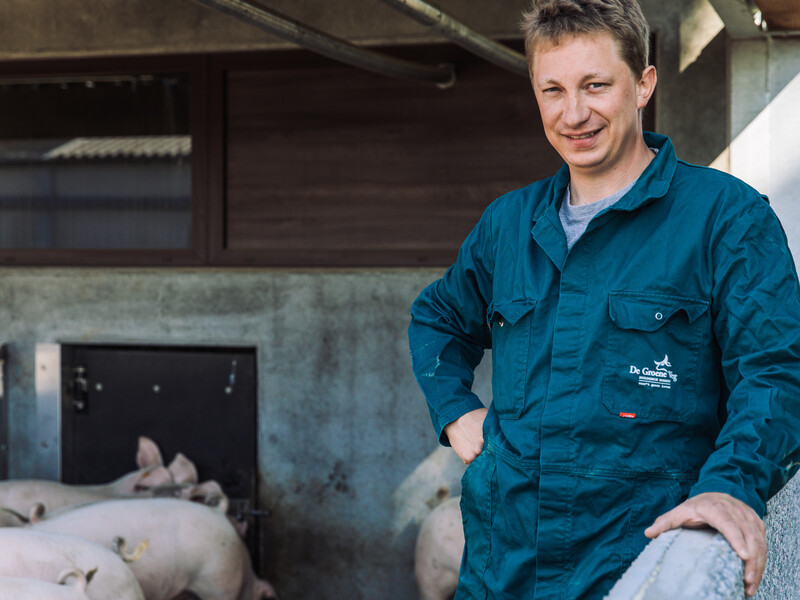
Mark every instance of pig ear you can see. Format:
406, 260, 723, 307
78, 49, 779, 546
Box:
168, 452, 199, 484
136, 437, 164, 469
137, 465, 173, 488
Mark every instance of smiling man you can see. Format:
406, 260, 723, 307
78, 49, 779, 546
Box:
408, 0, 800, 598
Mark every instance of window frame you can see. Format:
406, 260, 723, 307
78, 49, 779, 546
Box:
0, 54, 209, 266
0, 40, 656, 268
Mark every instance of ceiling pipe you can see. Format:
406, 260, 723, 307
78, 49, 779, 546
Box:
376, 0, 529, 77
188, 0, 456, 87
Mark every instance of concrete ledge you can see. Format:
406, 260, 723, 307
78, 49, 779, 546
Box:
605, 528, 744, 600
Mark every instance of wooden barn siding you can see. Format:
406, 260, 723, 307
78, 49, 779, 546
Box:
222, 46, 563, 266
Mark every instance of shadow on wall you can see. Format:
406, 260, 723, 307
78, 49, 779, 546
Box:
664, 29, 729, 167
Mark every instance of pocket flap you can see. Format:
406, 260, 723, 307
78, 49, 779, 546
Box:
609, 293, 709, 331
487, 299, 537, 326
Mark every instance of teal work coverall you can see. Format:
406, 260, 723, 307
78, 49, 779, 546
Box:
408, 133, 800, 599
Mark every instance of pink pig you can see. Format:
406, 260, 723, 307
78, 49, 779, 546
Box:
415, 496, 464, 600
32, 497, 277, 600
0, 437, 197, 521
0, 529, 145, 600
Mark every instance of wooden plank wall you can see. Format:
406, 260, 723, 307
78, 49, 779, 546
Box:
224, 45, 564, 267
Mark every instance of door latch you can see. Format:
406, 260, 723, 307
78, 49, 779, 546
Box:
70, 365, 89, 413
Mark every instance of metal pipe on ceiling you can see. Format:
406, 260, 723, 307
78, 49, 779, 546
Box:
376, 0, 529, 77
187, 0, 456, 87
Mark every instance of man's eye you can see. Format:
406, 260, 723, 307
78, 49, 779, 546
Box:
588, 82, 607, 89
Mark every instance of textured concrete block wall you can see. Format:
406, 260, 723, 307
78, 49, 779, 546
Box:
0, 267, 483, 599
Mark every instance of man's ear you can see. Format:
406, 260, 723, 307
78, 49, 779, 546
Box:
636, 65, 657, 110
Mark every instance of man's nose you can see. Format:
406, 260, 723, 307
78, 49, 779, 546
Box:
563, 93, 590, 127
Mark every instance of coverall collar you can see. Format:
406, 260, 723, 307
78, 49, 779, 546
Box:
531, 132, 678, 271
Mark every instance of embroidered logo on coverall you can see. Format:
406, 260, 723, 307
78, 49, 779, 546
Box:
628, 354, 678, 389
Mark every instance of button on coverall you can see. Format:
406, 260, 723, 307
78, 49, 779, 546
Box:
408, 133, 800, 599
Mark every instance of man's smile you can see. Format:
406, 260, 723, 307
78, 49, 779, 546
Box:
565, 129, 601, 140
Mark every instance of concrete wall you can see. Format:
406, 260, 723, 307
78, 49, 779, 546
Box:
0, 267, 488, 598
646, 0, 729, 167
729, 36, 800, 256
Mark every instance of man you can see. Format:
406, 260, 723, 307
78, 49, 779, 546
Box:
408, 0, 800, 598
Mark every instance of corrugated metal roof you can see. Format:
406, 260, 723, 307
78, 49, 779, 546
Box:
44, 136, 191, 160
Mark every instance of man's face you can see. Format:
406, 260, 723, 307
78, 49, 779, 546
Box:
530, 32, 654, 179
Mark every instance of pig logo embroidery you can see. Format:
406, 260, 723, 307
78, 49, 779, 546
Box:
628, 354, 678, 389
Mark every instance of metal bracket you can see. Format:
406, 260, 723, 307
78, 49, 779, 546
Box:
228, 497, 272, 522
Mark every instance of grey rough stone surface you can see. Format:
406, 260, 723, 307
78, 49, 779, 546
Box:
754, 472, 800, 600
605, 528, 744, 600
606, 470, 800, 600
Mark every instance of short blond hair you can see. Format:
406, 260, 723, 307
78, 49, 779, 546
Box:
521, 0, 650, 77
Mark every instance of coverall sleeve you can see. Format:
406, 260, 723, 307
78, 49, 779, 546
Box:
690, 192, 800, 517
408, 205, 495, 446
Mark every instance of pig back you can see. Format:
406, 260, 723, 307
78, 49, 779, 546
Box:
31, 497, 253, 600
0, 529, 145, 600
0, 575, 91, 600
0, 480, 109, 517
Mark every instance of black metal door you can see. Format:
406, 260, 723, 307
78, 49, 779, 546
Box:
60, 343, 259, 556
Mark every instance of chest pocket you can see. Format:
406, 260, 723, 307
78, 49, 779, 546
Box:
487, 299, 537, 419
603, 292, 709, 422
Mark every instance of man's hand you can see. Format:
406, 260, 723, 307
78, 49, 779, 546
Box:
443, 408, 487, 464
644, 492, 766, 597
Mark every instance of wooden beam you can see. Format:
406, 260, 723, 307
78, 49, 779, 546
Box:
754, 0, 800, 30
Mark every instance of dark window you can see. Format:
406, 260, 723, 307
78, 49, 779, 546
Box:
0, 57, 206, 265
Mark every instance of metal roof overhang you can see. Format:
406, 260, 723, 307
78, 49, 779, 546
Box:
186, 0, 529, 87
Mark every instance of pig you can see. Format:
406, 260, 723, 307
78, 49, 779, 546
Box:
415, 496, 464, 600
27, 478, 230, 524
0, 437, 198, 521
0, 529, 145, 600
32, 497, 277, 600
0, 571, 91, 600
